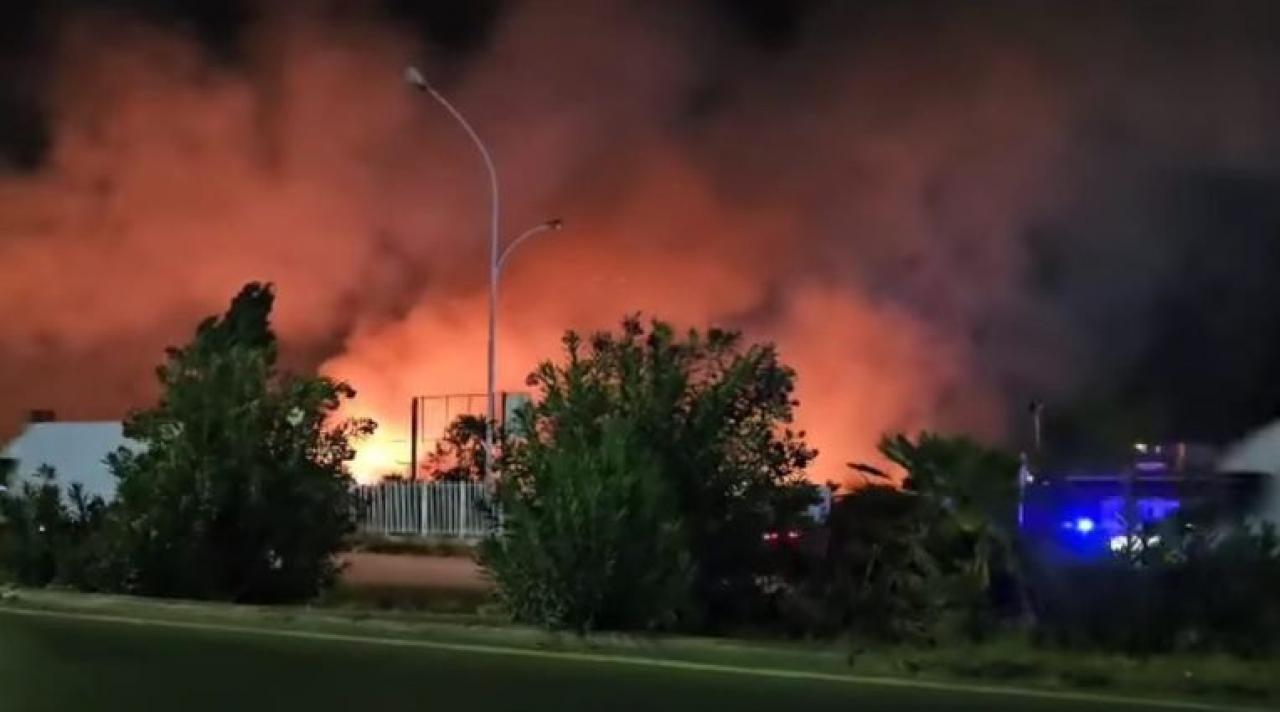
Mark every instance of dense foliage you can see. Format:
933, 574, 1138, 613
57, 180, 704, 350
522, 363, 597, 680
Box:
796, 433, 1021, 643
0, 466, 114, 589
810, 432, 1280, 656
807, 484, 942, 641
482, 415, 691, 630
1030, 516, 1280, 656
4, 291, 1277, 661
106, 283, 373, 602
0, 284, 372, 603
482, 317, 817, 631
423, 414, 489, 482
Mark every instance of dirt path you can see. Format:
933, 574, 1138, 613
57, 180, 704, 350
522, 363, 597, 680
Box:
338, 552, 488, 590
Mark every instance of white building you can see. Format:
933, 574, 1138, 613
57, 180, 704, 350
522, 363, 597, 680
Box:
1217, 420, 1280, 526
1, 421, 135, 501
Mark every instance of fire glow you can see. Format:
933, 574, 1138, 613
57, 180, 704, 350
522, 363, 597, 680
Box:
1, 5, 1061, 485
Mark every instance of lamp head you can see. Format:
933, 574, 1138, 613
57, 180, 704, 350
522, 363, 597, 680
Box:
403, 66, 428, 91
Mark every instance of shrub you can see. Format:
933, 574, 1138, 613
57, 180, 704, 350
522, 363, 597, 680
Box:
422, 414, 490, 482
483, 317, 817, 631
1030, 518, 1280, 656
804, 433, 1022, 645
1183, 523, 1280, 656
105, 283, 373, 603
482, 416, 691, 631
0, 466, 65, 586
813, 486, 945, 642
0, 467, 115, 588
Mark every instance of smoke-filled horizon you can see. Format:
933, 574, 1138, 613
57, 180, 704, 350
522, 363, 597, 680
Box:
4, 1, 1280, 480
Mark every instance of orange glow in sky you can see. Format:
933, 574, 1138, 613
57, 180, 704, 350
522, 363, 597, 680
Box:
0, 9, 1017, 483
348, 431, 406, 484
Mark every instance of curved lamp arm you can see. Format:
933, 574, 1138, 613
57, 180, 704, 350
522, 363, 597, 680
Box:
499, 219, 564, 272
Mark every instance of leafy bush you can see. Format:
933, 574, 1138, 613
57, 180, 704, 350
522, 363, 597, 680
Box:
811, 430, 1280, 657
800, 433, 1022, 644
0, 467, 114, 588
0, 466, 65, 586
881, 433, 1024, 638
422, 414, 489, 482
483, 317, 817, 631
483, 415, 691, 631
1181, 523, 1280, 656
811, 485, 944, 642
1030, 518, 1280, 656
105, 283, 373, 603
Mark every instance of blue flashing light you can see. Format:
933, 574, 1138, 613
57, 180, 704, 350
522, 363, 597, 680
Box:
1074, 517, 1096, 534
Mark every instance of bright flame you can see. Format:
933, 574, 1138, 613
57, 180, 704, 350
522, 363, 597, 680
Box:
0, 9, 1017, 481
348, 425, 410, 484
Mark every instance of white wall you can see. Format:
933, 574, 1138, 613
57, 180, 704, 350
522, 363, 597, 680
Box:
1, 422, 136, 502
1217, 420, 1280, 526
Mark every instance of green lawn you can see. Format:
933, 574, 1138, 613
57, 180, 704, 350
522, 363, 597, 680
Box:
1, 605, 1255, 712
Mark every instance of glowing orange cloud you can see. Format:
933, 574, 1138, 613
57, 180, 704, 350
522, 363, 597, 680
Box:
2, 4, 1064, 486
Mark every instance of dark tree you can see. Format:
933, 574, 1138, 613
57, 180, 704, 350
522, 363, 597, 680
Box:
107, 282, 374, 603
483, 316, 817, 631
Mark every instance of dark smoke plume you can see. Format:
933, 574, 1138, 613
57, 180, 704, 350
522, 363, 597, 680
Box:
3, 1, 1280, 479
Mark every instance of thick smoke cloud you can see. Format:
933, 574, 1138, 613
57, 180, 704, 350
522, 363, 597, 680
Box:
3, 1, 1280, 480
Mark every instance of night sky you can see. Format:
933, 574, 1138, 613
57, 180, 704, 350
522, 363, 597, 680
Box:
4, 1, 1280, 471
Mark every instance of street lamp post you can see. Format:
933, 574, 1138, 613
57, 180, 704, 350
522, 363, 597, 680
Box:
489, 217, 563, 467
404, 66, 562, 482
